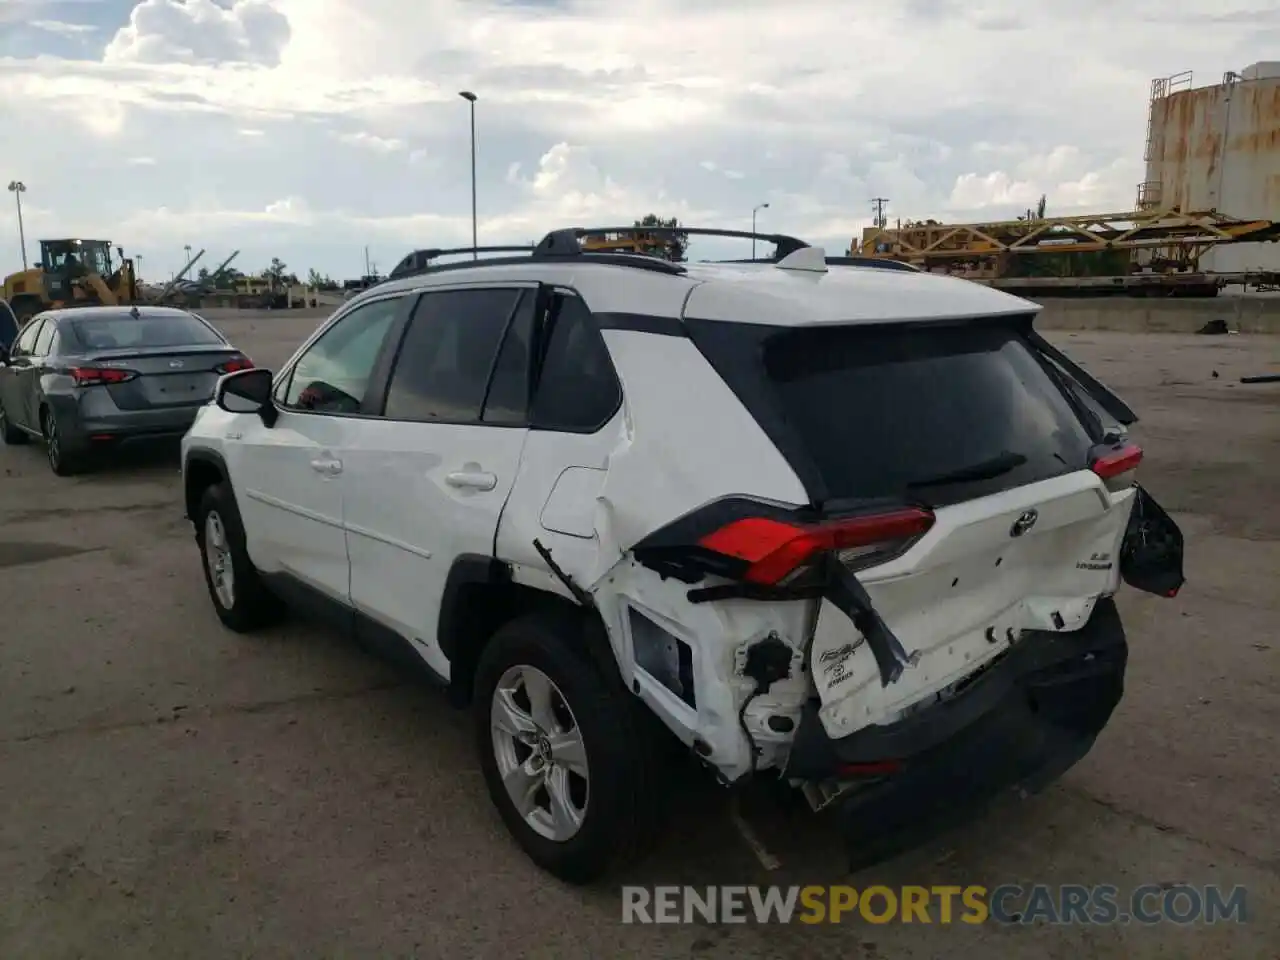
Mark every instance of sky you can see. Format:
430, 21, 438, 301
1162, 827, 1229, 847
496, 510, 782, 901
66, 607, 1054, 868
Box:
0, 0, 1275, 282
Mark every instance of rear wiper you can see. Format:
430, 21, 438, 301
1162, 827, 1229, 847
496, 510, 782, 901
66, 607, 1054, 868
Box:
906, 450, 1027, 488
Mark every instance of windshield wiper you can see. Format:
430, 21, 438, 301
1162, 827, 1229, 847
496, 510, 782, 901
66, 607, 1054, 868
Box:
906, 450, 1027, 488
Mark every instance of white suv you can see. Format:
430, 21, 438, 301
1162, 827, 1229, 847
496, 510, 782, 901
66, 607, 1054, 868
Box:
180, 227, 1184, 883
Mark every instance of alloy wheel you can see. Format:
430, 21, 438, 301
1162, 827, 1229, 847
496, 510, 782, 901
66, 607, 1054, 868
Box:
490, 664, 590, 842
203, 510, 236, 609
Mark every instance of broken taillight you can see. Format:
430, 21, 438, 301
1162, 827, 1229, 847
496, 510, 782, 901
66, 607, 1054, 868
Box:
694, 507, 935, 586
1090, 443, 1143, 493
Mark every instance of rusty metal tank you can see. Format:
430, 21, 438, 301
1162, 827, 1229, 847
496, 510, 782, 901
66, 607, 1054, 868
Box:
1143, 62, 1280, 272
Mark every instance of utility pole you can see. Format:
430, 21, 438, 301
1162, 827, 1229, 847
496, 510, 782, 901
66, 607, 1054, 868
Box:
459, 91, 478, 259
871, 197, 890, 229
7, 181, 28, 270
751, 202, 770, 259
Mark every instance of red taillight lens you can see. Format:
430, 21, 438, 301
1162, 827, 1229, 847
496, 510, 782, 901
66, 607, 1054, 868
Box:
215, 356, 254, 374
69, 366, 137, 386
697, 507, 935, 585
1091, 443, 1143, 492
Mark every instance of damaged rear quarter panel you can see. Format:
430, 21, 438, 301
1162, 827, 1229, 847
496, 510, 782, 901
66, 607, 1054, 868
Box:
494, 327, 814, 777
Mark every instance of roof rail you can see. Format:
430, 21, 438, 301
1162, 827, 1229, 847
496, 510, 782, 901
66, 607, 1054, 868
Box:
534, 226, 811, 258
710, 254, 922, 273
389, 245, 534, 279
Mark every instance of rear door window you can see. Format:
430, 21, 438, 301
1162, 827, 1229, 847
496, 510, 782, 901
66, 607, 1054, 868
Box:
759, 322, 1096, 506
33, 322, 56, 357
382, 287, 522, 423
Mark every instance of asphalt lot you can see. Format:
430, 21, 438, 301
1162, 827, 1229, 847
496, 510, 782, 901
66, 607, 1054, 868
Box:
1, 311, 1277, 959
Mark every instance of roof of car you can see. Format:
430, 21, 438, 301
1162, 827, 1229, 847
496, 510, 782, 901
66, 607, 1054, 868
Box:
358, 255, 1039, 328
37, 305, 198, 323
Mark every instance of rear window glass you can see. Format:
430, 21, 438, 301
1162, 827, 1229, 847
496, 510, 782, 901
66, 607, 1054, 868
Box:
68, 314, 223, 350
759, 322, 1095, 505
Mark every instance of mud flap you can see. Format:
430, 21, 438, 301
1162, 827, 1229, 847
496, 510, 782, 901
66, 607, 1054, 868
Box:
1119, 485, 1184, 597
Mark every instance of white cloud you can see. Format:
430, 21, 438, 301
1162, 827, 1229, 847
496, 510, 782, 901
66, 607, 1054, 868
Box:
104, 0, 291, 67
30, 20, 97, 37
334, 131, 406, 153
0, 0, 1270, 278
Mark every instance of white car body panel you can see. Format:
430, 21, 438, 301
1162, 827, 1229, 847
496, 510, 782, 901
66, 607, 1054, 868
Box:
341, 418, 529, 680
216, 404, 352, 601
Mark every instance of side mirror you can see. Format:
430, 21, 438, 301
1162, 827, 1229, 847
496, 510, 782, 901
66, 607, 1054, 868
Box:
215, 367, 278, 427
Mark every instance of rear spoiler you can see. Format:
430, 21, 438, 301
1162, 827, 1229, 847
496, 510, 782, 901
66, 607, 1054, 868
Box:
1026, 328, 1138, 426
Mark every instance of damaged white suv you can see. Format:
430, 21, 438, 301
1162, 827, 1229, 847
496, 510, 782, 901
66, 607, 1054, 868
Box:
180, 227, 1184, 883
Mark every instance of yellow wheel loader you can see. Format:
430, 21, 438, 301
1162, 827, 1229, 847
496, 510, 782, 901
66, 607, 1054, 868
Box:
2, 239, 139, 325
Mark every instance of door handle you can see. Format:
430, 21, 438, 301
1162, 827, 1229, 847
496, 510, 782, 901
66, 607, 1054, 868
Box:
445, 470, 497, 491
310, 457, 343, 476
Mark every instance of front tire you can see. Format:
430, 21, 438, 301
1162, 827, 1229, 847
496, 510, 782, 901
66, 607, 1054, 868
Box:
194, 482, 282, 632
473, 610, 663, 884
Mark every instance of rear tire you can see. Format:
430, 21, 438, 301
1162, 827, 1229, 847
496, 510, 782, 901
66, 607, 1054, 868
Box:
41, 407, 83, 476
194, 481, 282, 632
473, 609, 664, 884
0, 401, 28, 445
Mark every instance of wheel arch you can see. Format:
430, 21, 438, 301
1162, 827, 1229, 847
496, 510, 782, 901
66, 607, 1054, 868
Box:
184, 448, 229, 523
440, 554, 620, 708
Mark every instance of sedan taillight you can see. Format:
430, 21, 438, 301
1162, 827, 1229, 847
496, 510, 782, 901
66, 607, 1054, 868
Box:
215, 356, 254, 375
68, 366, 138, 386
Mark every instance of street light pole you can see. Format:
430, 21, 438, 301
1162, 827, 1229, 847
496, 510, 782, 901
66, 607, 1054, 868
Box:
7, 181, 28, 271
751, 202, 770, 259
459, 91, 478, 260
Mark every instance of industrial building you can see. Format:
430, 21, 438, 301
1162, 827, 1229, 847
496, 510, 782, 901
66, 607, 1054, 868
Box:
1139, 62, 1280, 272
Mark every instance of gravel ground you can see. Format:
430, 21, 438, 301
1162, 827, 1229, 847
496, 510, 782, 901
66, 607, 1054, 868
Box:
1, 312, 1276, 959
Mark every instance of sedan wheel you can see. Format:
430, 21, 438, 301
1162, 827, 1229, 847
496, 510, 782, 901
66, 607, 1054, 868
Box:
490, 664, 590, 843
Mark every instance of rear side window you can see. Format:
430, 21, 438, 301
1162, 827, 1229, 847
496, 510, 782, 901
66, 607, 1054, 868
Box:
67, 314, 223, 350
383, 288, 522, 423
33, 321, 56, 356
758, 322, 1095, 505
530, 294, 621, 432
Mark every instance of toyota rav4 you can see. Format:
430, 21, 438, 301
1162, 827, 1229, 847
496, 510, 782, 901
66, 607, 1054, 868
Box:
180, 227, 1184, 883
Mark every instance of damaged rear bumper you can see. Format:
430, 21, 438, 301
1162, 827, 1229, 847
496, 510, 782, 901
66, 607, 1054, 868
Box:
786, 597, 1127, 869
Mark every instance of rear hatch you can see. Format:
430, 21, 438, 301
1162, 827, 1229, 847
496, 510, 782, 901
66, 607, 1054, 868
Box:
682, 315, 1144, 737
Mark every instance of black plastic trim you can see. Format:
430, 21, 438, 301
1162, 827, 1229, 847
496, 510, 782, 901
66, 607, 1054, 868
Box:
259, 571, 448, 686
436, 554, 513, 662
1027, 329, 1139, 426
786, 597, 1126, 777
181, 447, 230, 518
593, 312, 687, 336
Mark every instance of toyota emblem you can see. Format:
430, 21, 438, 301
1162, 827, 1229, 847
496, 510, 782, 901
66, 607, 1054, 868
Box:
168, 359, 184, 369
1009, 509, 1039, 538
